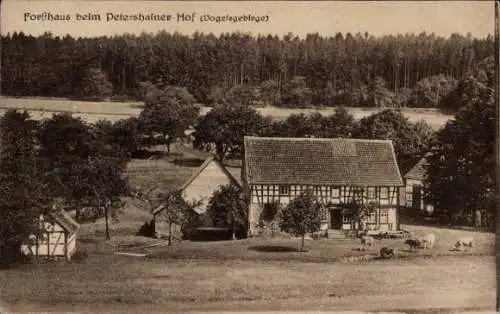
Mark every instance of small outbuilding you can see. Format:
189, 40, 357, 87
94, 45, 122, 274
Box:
152, 156, 241, 238
404, 157, 434, 214
20, 211, 80, 261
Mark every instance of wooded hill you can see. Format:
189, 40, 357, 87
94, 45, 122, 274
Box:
1, 31, 494, 108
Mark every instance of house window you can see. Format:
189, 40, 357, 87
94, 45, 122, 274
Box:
380, 209, 389, 223
279, 185, 290, 195
321, 207, 328, 221
313, 186, 321, 195
367, 210, 378, 224
331, 187, 340, 197
380, 187, 388, 198
368, 187, 376, 199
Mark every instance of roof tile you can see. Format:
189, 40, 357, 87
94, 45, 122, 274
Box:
244, 137, 403, 186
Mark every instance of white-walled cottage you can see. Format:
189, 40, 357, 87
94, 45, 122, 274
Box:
152, 156, 241, 236
20, 210, 80, 261
173, 156, 240, 215
242, 136, 405, 236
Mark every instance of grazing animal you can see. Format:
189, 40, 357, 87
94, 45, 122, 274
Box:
456, 236, 474, 247
380, 246, 395, 259
360, 235, 374, 251
452, 237, 474, 251
405, 239, 421, 251
419, 233, 436, 249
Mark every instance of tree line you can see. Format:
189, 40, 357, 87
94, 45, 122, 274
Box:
1, 31, 494, 108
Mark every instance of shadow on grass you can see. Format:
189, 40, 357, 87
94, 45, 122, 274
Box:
248, 245, 300, 253
400, 215, 494, 234
78, 238, 99, 244
169, 158, 205, 167
129, 103, 145, 109
401, 249, 420, 253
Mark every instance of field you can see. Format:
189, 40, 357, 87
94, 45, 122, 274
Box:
0, 219, 495, 313
0, 102, 491, 312
1, 150, 494, 313
0, 96, 453, 129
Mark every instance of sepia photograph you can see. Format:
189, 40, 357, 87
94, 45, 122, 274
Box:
0, 1, 497, 313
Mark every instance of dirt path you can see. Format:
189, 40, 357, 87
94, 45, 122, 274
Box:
4, 291, 494, 313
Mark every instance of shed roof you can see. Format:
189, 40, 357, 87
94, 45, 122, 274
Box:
48, 210, 80, 235
178, 156, 241, 191
153, 156, 241, 216
243, 136, 403, 187
404, 158, 428, 181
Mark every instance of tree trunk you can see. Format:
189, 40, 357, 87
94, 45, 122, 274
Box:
232, 217, 236, 240
168, 222, 172, 246
300, 233, 305, 252
216, 143, 225, 161
104, 205, 110, 240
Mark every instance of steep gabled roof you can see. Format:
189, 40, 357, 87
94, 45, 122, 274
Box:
153, 156, 241, 216
48, 210, 80, 235
244, 136, 403, 187
404, 158, 428, 181
178, 156, 241, 191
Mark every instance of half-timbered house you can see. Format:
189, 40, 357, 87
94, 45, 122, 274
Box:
404, 157, 434, 214
20, 210, 80, 261
243, 136, 405, 236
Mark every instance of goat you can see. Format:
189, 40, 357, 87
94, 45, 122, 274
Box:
360, 235, 374, 251
419, 233, 436, 249
405, 239, 421, 251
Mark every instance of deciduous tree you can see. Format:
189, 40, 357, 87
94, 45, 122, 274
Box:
76, 67, 113, 101
408, 75, 457, 108
424, 86, 495, 226
353, 109, 434, 173
138, 86, 199, 153
206, 183, 247, 240
0, 110, 50, 266
194, 103, 267, 161
156, 190, 201, 245
279, 190, 322, 251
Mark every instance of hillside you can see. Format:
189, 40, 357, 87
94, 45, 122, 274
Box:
0, 97, 453, 130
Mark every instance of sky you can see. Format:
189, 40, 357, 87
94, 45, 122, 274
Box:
0, 1, 495, 39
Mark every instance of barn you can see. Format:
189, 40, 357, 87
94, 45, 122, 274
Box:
20, 210, 80, 261
176, 156, 241, 215
404, 157, 434, 214
152, 156, 241, 237
243, 136, 405, 237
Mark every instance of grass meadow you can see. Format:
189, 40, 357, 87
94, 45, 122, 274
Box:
0, 96, 453, 129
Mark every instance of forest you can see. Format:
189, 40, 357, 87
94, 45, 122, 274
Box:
1, 31, 494, 108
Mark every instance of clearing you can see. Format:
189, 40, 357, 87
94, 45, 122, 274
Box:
0, 96, 453, 129
0, 237, 494, 312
